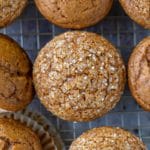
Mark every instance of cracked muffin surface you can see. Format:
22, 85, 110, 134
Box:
33, 31, 126, 122
0, 118, 42, 150
0, 34, 34, 111
0, 0, 27, 28
69, 127, 146, 150
128, 37, 150, 111
35, 0, 113, 29
119, 0, 150, 29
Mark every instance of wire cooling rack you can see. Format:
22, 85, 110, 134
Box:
0, 0, 150, 149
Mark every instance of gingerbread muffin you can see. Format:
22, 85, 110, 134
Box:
33, 31, 126, 122
0, 118, 42, 149
0, 34, 34, 111
119, 0, 150, 29
69, 127, 146, 150
35, 0, 113, 29
0, 0, 27, 28
128, 37, 150, 111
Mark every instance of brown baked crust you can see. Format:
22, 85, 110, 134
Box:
69, 127, 146, 150
33, 31, 126, 122
119, 0, 150, 29
0, 118, 42, 150
128, 36, 150, 111
34, 0, 113, 29
0, 0, 27, 28
0, 34, 34, 111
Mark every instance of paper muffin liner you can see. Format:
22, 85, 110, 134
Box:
0, 109, 65, 150
0, 108, 11, 113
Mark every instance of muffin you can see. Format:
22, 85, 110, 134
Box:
35, 0, 113, 29
69, 127, 146, 150
0, 109, 65, 150
0, 0, 27, 28
128, 37, 150, 111
0, 34, 34, 111
119, 0, 150, 29
0, 118, 42, 149
33, 31, 126, 122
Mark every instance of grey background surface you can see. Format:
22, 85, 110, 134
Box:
0, 0, 150, 149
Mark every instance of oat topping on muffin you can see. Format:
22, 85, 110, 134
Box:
0, 0, 27, 28
70, 127, 146, 150
119, 0, 150, 29
33, 31, 126, 122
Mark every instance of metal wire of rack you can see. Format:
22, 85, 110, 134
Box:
0, 0, 150, 149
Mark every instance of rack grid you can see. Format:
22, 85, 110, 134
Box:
0, 0, 150, 149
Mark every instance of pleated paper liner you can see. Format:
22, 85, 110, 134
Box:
0, 109, 65, 150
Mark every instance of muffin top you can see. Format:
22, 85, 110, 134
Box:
0, 118, 42, 150
119, 0, 150, 29
69, 127, 146, 150
0, 0, 27, 28
128, 37, 150, 111
35, 0, 113, 29
0, 34, 34, 111
33, 31, 126, 122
